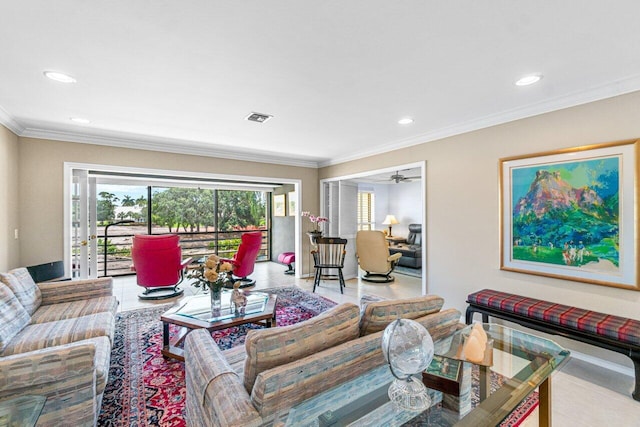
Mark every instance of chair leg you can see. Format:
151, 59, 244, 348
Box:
338, 269, 345, 294
313, 268, 320, 292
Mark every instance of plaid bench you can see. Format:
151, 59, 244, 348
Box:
466, 288, 640, 402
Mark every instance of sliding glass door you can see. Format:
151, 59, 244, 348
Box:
71, 171, 271, 277
71, 170, 98, 278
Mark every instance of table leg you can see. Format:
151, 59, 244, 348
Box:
264, 317, 273, 327
162, 321, 169, 349
479, 365, 490, 401
161, 322, 188, 361
538, 376, 551, 427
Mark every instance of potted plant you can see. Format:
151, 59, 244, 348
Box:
302, 211, 328, 244
186, 254, 234, 310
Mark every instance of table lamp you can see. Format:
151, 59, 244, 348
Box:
382, 215, 399, 237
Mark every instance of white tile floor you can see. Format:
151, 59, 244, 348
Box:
113, 262, 640, 426
113, 261, 422, 312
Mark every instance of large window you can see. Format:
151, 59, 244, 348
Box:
94, 183, 268, 277
357, 191, 375, 231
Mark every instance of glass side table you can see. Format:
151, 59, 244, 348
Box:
385, 236, 407, 246
285, 324, 570, 427
0, 395, 46, 427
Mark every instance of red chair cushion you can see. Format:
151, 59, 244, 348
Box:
278, 252, 295, 264
225, 232, 262, 278
132, 234, 182, 287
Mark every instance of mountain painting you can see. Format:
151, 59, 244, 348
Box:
510, 156, 620, 273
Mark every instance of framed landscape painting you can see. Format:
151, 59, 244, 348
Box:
500, 140, 638, 290
288, 191, 297, 216
273, 194, 286, 217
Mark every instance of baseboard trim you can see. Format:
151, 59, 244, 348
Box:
568, 350, 634, 378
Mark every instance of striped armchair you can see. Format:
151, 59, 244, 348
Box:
0, 268, 118, 426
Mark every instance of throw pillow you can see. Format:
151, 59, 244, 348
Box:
1, 268, 42, 315
243, 302, 360, 393
359, 294, 444, 336
0, 283, 31, 353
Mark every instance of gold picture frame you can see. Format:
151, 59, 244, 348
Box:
499, 139, 638, 290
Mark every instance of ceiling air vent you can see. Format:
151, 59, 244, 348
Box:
245, 112, 273, 123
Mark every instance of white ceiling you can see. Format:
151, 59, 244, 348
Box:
2, 1, 640, 168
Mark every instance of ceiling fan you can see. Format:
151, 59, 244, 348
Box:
389, 170, 420, 183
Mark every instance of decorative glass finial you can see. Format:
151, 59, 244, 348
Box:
381, 318, 434, 411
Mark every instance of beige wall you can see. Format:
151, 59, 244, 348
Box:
8, 90, 640, 367
321, 90, 640, 368
17, 137, 319, 271
0, 125, 20, 271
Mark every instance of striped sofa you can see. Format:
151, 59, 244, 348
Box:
0, 267, 118, 426
184, 294, 462, 427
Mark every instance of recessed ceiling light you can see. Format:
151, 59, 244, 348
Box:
70, 117, 91, 124
43, 71, 76, 83
398, 118, 414, 125
515, 74, 543, 86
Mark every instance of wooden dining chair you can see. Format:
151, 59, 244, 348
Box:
311, 237, 348, 294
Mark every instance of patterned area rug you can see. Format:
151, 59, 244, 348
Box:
404, 366, 538, 427
465, 365, 538, 427
97, 286, 336, 427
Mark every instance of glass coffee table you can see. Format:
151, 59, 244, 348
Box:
285, 324, 569, 427
0, 395, 46, 427
160, 289, 277, 361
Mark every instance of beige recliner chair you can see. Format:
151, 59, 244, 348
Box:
355, 230, 402, 283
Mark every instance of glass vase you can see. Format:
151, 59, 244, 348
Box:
210, 286, 222, 312
307, 231, 322, 245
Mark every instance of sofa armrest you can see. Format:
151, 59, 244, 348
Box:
0, 340, 99, 426
38, 277, 113, 305
185, 329, 262, 427
0, 340, 96, 394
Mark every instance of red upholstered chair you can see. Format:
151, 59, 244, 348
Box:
221, 232, 262, 287
131, 234, 192, 300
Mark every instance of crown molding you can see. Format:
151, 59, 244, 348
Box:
6, 73, 640, 170
18, 127, 320, 168
320, 73, 640, 167
0, 105, 25, 135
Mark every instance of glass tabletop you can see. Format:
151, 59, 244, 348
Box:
0, 395, 46, 427
285, 324, 570, 427
173, 290, 269, 323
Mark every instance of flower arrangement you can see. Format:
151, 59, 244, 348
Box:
301, 211, 328, 233
187, 254, 234, 292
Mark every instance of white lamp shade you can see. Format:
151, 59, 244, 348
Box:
382, 215, 399, 225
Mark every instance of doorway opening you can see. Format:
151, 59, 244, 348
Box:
320, 162, 426, 294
